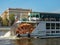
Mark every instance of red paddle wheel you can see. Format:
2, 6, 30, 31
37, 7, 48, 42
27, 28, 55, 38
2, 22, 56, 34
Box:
16, 23, 34, 34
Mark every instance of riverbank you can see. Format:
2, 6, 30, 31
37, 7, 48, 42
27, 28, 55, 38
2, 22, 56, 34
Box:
0, 27, 11, 30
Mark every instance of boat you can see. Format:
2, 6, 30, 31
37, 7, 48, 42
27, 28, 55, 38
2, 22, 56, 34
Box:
11, 12, 60, 38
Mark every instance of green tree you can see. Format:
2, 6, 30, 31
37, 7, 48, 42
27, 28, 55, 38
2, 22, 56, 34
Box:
2, 18, 8, 26
9, 14, 15, 26
0, 16, 3, 26
0, 16, 2, 21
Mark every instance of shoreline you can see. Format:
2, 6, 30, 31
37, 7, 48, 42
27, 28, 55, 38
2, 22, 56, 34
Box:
0, 27, 11, 30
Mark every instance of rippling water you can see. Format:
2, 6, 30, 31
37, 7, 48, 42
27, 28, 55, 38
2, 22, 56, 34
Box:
0, 31, 60, 45
0, 38, 60, 45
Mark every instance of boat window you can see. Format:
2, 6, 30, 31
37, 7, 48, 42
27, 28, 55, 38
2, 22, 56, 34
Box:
56, 23, 60, 29
46, 23, 50, 29
51, 31, 55, 33
36, 15, 39, 18
51, 23, 55, 29
56, 31, 60, 33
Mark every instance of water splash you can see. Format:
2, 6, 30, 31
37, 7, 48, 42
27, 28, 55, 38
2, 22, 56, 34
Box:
4, 31, 11, 37
0, 31, 19, 39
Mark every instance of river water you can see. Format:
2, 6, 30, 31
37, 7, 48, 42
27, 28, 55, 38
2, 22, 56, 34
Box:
0, 38, 60, 45
0, 31, 60, 45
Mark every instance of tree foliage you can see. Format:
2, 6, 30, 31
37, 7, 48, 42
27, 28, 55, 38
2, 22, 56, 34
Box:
0, 16, 2, 21
9, 14, 15, 25
2, 18, 8, 26
0, 16, 2, 26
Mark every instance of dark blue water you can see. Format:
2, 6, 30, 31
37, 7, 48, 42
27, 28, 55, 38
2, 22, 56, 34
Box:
0, 38, 60, 45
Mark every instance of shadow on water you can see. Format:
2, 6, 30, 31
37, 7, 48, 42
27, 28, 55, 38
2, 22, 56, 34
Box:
45, 38, 60, 45
13, 38, 33, 45
12, 38, 60, 45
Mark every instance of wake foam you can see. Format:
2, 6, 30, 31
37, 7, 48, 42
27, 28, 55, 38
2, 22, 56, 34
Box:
0, 36, 20, 40
4, 31, 11, 37
0, 31, 19, 39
